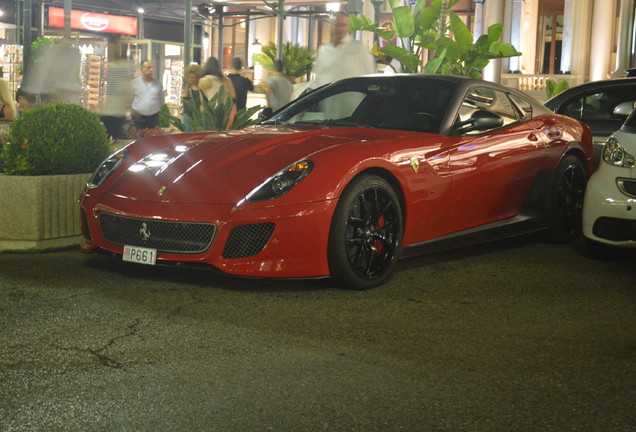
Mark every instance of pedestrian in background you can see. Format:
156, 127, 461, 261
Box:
310, 11, 376, 88
258, 59, 292, 111
0, 79, 17, 121
199, 57, 236, 101
227, 57, 254, 111
99, 37, 134, 140
131, 59, 164, 130
181, 64, 205, 132
15, 88, 34, 116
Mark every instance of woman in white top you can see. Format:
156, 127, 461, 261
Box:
199, 57, 236, 101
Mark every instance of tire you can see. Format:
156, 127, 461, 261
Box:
546, 154, 588, 243
328, 175, 403, 290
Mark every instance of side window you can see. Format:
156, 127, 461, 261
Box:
563, 86, 636, 121
455, 87, 519, 135
509, 93, 533, 118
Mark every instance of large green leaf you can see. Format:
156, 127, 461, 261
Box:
423, 48, 447, 74
420, 5, 438, 31
487, 23, 504, 42
380, 45, 421, 73
488, 41, 521, 57
449, 12, 473, 50
393, 6, 415, 38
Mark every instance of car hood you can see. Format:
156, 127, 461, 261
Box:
107, 126, 385, 204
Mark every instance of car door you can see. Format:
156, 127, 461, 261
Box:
555, 83, 636, 163
556, 84, 636, 137
445, 87, 546, 234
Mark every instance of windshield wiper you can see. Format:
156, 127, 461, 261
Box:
322, 119, 372, 128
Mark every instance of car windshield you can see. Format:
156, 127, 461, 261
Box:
264, 76, 456, 134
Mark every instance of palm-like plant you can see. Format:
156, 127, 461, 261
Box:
171, 86, 262, 131
254, 42, 314, 82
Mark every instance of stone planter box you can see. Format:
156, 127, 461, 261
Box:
0, 173, 90, 251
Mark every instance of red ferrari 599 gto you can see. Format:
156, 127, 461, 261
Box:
80, 75, 595, 289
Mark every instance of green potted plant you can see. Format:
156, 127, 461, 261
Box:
254, 42, 314, 82
0, 102, 110, 251
349, 0, 521, 78
170, 86, 262, 132
545, 79, 570, 99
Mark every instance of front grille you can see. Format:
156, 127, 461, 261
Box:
222, 223, 275, 259
100, 213, 215, 254
617, 179, 636, 198
592, 217, 636, 241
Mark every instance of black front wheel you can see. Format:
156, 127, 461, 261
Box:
546, 155, 588, 243
328, 175, 403, 290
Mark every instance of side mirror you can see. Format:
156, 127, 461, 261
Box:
258, 107, 274, 121
455, 113, 504, 134
473, 116, 504, 130
613, 101, 636, 118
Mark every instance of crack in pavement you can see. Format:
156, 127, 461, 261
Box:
167, 290, 212, 319
54, 319, 143, 370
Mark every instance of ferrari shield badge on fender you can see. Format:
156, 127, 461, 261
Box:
157, 186, 167, 195
410, 157, 420, 173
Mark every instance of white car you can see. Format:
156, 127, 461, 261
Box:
583, 107, 636, 249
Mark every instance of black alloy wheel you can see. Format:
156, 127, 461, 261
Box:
547, 154, 588, 243
328, 175, 403, 290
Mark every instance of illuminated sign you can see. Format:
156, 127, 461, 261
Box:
48, 7, 138, 36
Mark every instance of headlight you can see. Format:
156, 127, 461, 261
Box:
246, 159, 314, 202
88, 149, 128, 187
602, 137, 636, 168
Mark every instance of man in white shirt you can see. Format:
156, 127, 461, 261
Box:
311, 11, 376, 88
131, 60, 164, 130
259, 60, 293, 111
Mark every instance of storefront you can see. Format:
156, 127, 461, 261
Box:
44, 7, 138, 110
0, 1, 21, 98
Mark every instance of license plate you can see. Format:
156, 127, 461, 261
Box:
123, 245, 157, 265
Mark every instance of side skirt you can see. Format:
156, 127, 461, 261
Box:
399, 214, 546, 258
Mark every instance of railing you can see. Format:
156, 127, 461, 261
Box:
500, 73, 584, 102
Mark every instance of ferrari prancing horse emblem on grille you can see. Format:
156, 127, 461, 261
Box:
139, 223, 151, 242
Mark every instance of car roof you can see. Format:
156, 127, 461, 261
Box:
342, 74, 548, 108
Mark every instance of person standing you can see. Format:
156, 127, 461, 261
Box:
227, 57, 254, 111
131, 59, 164, 130
181, 64, 205, 132
0, 79, 17, 121
199, 57, 236, 101
99, 38, 134, 139
311, 11, 376, 88
258, 60, 293, 111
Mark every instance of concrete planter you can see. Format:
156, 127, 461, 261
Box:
0, 173, 90, 251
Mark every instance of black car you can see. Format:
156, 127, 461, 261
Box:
544, 77, 636, 164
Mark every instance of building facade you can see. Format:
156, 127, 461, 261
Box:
206, 0, 634, 99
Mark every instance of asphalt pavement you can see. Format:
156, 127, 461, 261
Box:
0, 236, 634, 431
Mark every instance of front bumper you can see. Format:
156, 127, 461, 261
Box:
582, 162, 636, 247
80, 190, 336, 278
